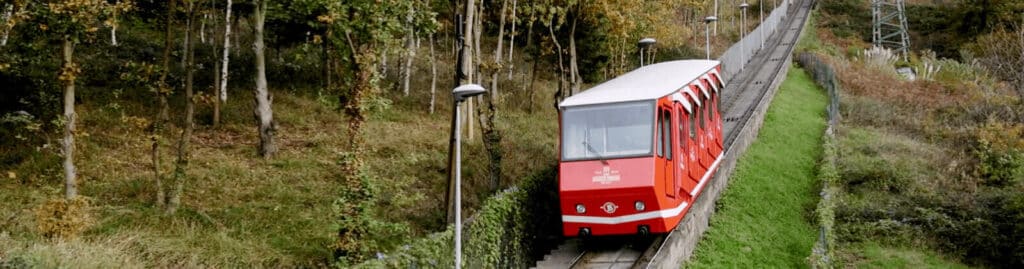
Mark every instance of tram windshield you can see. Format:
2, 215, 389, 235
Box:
562, 101, 654, 161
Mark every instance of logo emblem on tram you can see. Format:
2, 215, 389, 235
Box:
601, 202, 618, 214
592, 166, 621, 185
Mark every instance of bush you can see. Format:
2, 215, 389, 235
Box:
34, 197, 93, 239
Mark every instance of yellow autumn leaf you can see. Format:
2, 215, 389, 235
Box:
7, 171, 15, 179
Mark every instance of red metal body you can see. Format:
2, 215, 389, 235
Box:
558, 62, 725, 237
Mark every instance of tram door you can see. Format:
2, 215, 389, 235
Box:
659, 107, 675, 198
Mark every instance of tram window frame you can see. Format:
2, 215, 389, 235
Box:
662, 109, 672, 160
657, 110, 664, 157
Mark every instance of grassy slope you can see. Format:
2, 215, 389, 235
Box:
0, 82, 558, 267
841, 242, 970, 269
686, 67, 827, 268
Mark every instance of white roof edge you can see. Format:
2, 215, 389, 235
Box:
559, 60, 721, 108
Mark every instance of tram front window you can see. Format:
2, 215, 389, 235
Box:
562, 101, 654, 161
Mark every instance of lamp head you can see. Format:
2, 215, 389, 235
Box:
704, 16, 718, 23
638, 38, 656, 48
452, 84, 486, 102
740, 3, 749, 9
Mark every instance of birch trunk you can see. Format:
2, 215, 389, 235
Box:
429, 33, 437, 114
61, 37, 78, 200
111, 1, 119, 46
1, 4, 12, 46
168, 1, 197, 214
401, 3, 416, 96
200, 13, 207, 44
491, 0, 507, 100
253, 0, 277, 159
507, 0, 517, 79
402, 31, 415, 96
219, 0, 233, 104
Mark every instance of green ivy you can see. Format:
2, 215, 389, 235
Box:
356, 166, 559, 268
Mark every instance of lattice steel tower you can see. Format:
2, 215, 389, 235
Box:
872, 0, 910, 61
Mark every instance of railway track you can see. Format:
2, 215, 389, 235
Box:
532, 0, 814, 268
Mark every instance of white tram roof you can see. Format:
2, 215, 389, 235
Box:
558, 60, 720, 108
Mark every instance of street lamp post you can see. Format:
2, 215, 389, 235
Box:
451, 84, 486, 269
638, 38, 656, 67
760, 0, 764, 49
704, 16, 718, 60
740, 3, 749, 67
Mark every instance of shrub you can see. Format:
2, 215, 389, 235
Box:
34, 197, 93, 239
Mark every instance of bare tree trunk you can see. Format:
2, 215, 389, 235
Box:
1018, 23, 1024, 104
153, 0, 176, 207
507, 0, 518, 79
429, 33, 437, 114
491, 0, 507, 100
402, 3, 416, 96
253, 0, 276, 159
548, 23, 566, 110
200, 12, 207, 44
168, 1, 198, 214
402, 32, 416, 96
1, 4, 12, 47
111, 0, 119, 46
526, 56, 538, 113
60, 36, 78, 200
478, 0, 509, 193
568, 14, 580, 96
323, 28, 333, 94
219, 0, 233, 110
211, 8, 221, 127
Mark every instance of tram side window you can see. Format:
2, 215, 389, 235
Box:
689, 107, 697, 140
662, 109, 672, 160
657, 112, 664, 157
699, 102, 706, 130
678, 108, 687, 149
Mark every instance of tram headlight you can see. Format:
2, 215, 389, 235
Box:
635, 201, 646, 211
575, 204, 586, 214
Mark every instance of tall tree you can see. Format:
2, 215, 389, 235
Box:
152, 0, 176, 207
217, 0, 232, 126
167, 0, 199, 213
38, 0, 130, 199
253, 0, 277, 158
478, 0, 509, 192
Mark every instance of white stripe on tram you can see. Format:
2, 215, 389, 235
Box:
562, 153, 724, 225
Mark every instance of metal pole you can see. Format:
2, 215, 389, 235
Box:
639, 48, 645, 67
705, 22, 711, 60
740, 4, 747, 67
760, 0, 764, 49
445, 15, 465, 225
454, 100, 463, 269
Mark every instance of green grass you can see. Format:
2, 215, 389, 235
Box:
686, 67, 828, 268
840, 242, 970, 269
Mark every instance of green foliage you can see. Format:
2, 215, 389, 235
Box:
810, 133, 840, 269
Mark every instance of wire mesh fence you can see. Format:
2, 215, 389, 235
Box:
796, 51, 840, 268
718, 0, 793, 85
797, 52, 840, 125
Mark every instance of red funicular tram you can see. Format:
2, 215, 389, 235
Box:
558, 60, 726, 237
